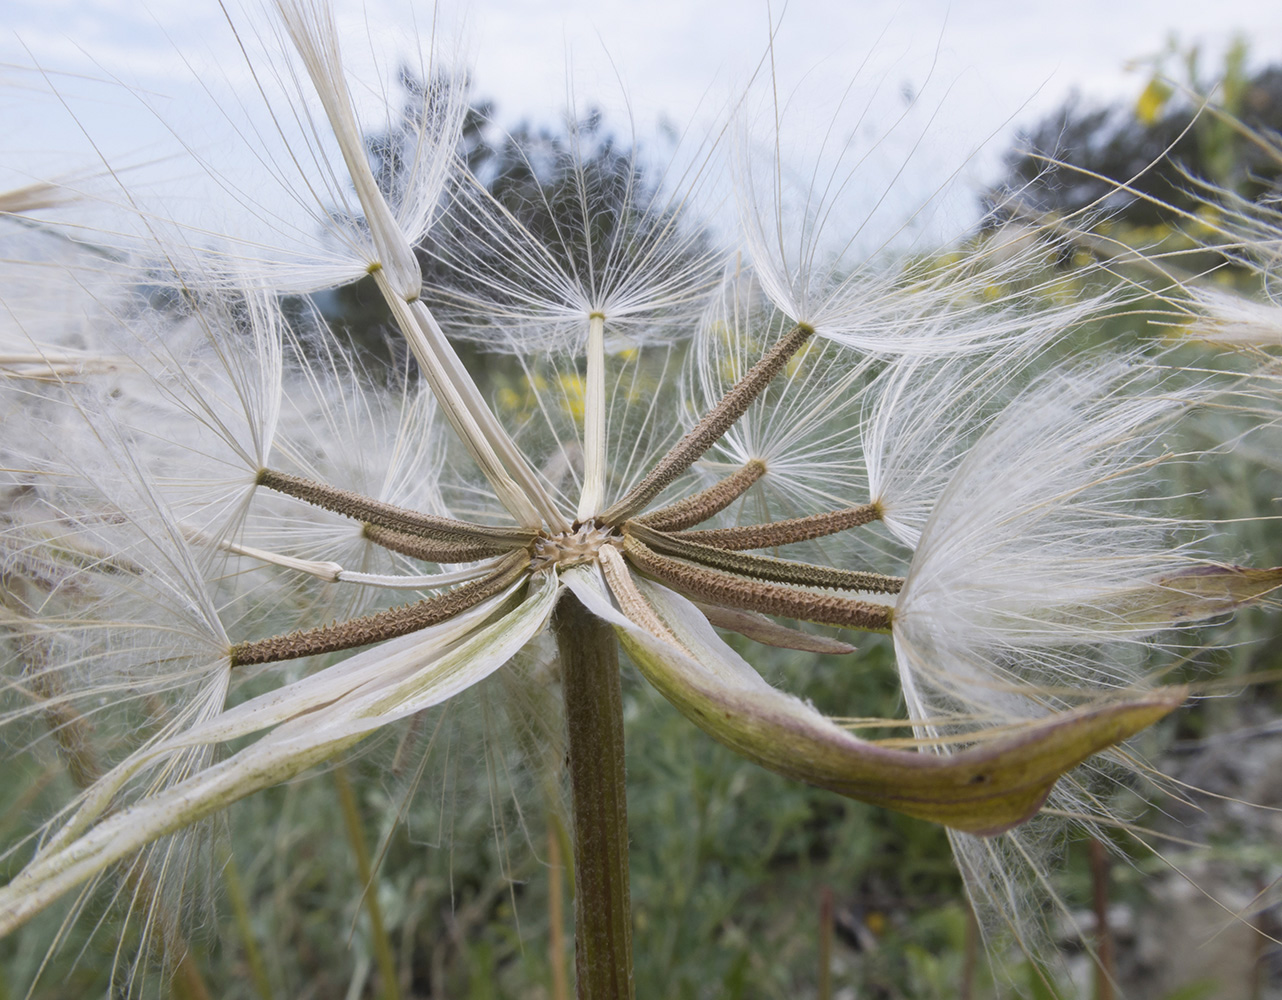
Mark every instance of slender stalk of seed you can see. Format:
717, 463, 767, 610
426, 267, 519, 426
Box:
340, 566, 504, 589
190, 529, 342, 582
228, 551, 529, 666
577, 313, 608, 522
673, 502, 883, 551
599, 323, 813, 525
552, 590, 634, 1000
257, 469, 536, 546
624, 522, 902, 594
334, 765, 401, 1000
362, 523, 515, 563
377, 281, 570, 531
622, 535, 893, 632
189, 527, 506, 587
632, 460, 766, 532
694, 602, 857, 654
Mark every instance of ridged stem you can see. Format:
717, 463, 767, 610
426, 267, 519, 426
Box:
552, 591, 634, 1000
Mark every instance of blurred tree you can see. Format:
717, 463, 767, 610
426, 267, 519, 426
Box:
329, 71, 679, 371
989, 38, 1282, 228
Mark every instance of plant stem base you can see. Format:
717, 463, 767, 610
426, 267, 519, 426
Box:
553, 590, 634, 1000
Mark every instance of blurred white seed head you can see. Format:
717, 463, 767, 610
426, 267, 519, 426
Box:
681, 265, 877, 515
888, 355, 1227, 766
431, 105, 726, 354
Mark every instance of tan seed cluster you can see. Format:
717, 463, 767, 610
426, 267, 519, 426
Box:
529, 522, 623, 573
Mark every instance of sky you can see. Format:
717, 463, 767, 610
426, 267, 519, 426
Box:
2, 0, 1281, 240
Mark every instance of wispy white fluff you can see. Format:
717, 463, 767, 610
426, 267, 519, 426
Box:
883, 357, 1220, 950
428, 94, 729, 517
245, 0, 556, 527
893, 357, 1206, 728
0, 572, 558, 941
864, 336, 1061, 547
0, 408, 235, 965
435, 110, 724, 352
4, 9, 1279, 991
684, 265, 877, 516
1185, 284, 1282, 346
0, 225, 136, 379
733, 50, 1122, 359
2, 6, 465, 302
265, 0, 464, 300
232, 344, 461, 622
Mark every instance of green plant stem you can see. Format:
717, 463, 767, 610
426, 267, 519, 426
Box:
333, 766, 401, 1000
553, 592, 634, 1000
1089, 837, 1115, 1000
168, 954, 212, 1000
961, 902, 979, 1000
548, 819, 570, 1000
223, 853, 274, 1000
818, 887, 833, 1000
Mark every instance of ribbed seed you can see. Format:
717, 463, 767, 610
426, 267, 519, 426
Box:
258, 469, 536, 547
625, 522, 902, 594
694, 602, 858, 654
675, 503, 883, 551
622, 535, 893, 632
598, 544, 680, 647
229, 552, 529, 666
634, 460, 767, 532
599, 324, 813, 525
362, 523, 515, 564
